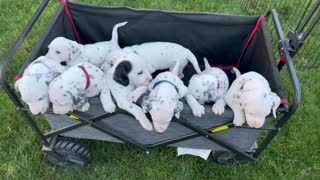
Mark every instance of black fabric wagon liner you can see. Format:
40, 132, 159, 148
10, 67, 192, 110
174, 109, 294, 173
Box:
0, 0, 301, 165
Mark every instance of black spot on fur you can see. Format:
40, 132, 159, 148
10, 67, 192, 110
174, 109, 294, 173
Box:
236, 94, 240, 99
133, 50, 138, 54
264, 93, 267, 98
60, 86, 63, 89
240, 84, 244, 90
113, 60, 132, 86
240, 103, 242, 106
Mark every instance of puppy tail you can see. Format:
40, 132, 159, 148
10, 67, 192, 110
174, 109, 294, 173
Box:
232, 67, 241, 78
203, 57, 211, 71
110, 21, 128, 45
187, 50, 202, 74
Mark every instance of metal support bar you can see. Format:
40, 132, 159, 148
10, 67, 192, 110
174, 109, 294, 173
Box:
175, 118, 259, 163
254, 10, 301, 158
296, 0, 320, 34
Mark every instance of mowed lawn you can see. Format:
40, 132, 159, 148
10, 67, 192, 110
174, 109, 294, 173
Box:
0, 0, 319, 179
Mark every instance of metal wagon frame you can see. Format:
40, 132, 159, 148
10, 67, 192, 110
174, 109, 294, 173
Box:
0, 0, 301, 167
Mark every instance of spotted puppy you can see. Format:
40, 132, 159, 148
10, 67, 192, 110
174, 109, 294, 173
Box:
100, 52, 153, 131
14, 56, 66, 115
100, 42, 202, 78
225, 72, 281, 128
133, 62, 205, 133
46, 21, 127, 67
49, 62, 104, 114
188, 58, 240, 115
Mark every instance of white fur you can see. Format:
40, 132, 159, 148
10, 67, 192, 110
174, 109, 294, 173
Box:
100, 52, 153, 131
46, 21, 127, 67
100, 42, 202, 78
140, 62, 205, 133
225, 71, 281, 128
188, 58, 236, 115
14, 56, 66, 115
49, 62, 104, 114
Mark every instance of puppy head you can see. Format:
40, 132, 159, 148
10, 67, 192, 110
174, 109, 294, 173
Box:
143, 96, 183, 133
244, 92, 281, 128
113, 53, 152, 87
46, 37, 73, 62
15, 77, 50, 115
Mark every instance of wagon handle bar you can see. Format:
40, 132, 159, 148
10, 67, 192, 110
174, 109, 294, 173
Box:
254, 9, 302, 157
0, 0, 51, 147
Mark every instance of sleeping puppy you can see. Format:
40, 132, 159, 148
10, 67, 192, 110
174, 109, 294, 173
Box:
225, 71, 281, 128
14, 56, 66, 115
188, 58, 241, 115
138, 62, 205, 133
46, 21, 127, 67
100, 42, 202, 78
100, 52, 153, 131
49, 62, 104, 114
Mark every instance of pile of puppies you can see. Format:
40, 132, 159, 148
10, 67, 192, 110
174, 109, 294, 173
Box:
15, 21, 281, 133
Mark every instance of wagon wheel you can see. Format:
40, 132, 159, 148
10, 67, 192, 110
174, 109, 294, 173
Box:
212, 151, 248, 164
44, 138, 90, 168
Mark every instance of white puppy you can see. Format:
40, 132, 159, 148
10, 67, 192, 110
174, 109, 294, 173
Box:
225, 72, 281, 128
100, 52, 153, 131
14, 56, 66, 115
46, 21, 127, 67
139, 62, 205, 133
49, 62, 104, 114
101, 42, 202, 78
188, 58, 240, 115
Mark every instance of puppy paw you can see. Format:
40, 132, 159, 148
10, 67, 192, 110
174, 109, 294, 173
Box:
191, 103, 205, 117
247, 120, 264, 128
127, 93, 140, 103
79, 102, 90, 112
233, 119, 244, 126
102, 102, 116, 113
141, 120, 153, 131
212, 102, 225, 115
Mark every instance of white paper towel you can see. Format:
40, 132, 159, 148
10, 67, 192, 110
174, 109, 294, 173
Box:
177, 147, 212, 160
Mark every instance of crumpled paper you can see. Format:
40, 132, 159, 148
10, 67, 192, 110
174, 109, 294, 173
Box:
177, 147, 212, 160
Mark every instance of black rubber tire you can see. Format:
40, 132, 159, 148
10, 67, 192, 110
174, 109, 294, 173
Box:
44, 138, 90, 168
212, 151, 237, 164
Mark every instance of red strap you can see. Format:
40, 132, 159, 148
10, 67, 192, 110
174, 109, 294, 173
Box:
78, 65, 90, 89
14, 75, 21, 81
280, 55, 286, 62
236, 16, 265, 68
281, 98, 288, 104
61, 0, 81, 43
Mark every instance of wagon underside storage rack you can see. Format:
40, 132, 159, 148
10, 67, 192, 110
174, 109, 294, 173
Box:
0, 0, 301, 167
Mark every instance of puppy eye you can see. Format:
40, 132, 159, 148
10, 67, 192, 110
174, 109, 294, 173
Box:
56, 50, 61, 54
137, 71, 143, 75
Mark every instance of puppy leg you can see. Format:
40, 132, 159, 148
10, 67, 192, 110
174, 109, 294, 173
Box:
186, 94, 205, 117
212, 98, 226, 115
232, 108, 246, 126
100, 87, 116, 113
127, 86, 148, 103
117, 100, 153, 131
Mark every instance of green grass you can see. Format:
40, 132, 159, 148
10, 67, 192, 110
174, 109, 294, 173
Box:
0, 0, 320, 179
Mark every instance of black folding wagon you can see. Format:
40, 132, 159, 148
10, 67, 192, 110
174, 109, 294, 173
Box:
0, 0, 301, 167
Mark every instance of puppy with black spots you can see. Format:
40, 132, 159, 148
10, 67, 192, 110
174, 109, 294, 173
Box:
136, 61, 205, 133
100, 52, 153, 131
100, 42, 202, 78
46, 21, 127, 67
49, 62, 104, 114
14, 56, 67, 115
188, 58, 241, 115
225, 71, 281, 128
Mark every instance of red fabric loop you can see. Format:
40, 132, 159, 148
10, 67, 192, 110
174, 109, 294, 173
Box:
280, 55, 286, 62
14, 75, 21, 81
281, 98, 288, 104
61, 0, 81, 43
236, 16, 265, 68
78, 65, 90, 89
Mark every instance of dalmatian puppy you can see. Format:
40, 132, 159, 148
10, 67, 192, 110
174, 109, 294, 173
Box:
137, 62, 205, 133
49, 62, 104, 114
225, 71, 281, 128
100, 42, 202, 78
188, 58, 241, 115
100, 52, 153, 131
14, 56, 66, 115
46, 21, 127, 67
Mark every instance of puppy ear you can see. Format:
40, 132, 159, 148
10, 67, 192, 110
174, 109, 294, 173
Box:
113, 60, 132, 86
174, 101, 184, 119
271, 92, 281, 118
203, 57, 211, 70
